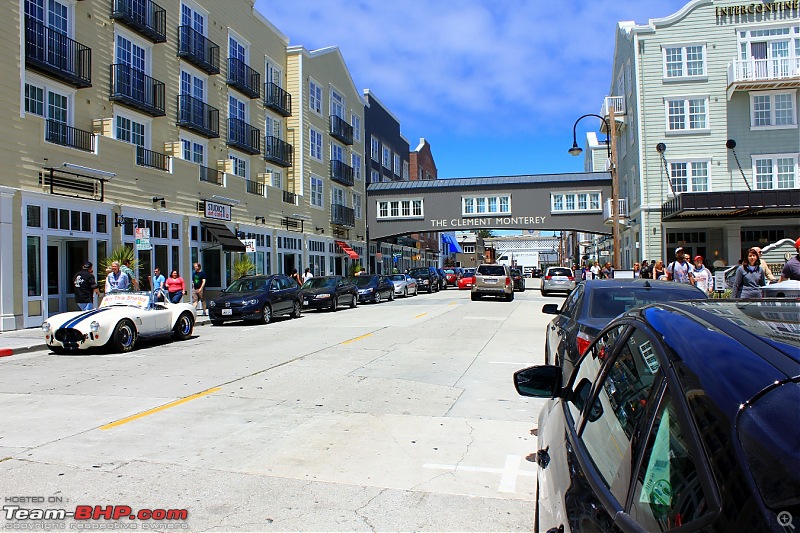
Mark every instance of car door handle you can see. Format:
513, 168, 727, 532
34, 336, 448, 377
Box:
536, 446, 550, 469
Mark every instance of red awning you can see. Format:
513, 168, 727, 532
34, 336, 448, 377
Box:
335, 240, 359, 259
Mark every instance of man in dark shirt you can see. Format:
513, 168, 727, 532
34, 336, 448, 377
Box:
780, 238, 800, 282
192, 263, 207, 316
73, 262, 99, 311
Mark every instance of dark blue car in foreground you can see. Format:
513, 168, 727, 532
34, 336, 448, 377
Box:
209, 275, 302, 325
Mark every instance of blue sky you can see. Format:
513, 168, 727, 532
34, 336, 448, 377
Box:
255, 0, 690, 178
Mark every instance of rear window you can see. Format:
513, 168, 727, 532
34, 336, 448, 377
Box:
477, 265, 506, 276
587, 286, 705, 320
409, 268, 429, 277
547, 268, 573, 277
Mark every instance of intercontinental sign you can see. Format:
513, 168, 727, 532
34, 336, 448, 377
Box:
716, 1, 798, 17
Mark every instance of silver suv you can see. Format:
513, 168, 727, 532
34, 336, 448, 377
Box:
471, 264, 514, 301
540, 266, 576, 296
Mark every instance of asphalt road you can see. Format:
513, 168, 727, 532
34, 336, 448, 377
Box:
0, 280, 564, 532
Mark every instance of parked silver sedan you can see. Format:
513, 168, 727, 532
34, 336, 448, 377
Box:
387, 274, 418, 297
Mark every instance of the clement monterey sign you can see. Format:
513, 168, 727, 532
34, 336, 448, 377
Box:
429, 216, 547, 228
716, 2, 798, 17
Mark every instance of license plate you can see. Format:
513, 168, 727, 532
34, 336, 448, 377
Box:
553, 277, 567, 282
485, 279, 497, 284
303, 300, 309, 306
221, 309, 232, 316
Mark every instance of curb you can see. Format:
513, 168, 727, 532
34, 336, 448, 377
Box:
0, 348, 14, 357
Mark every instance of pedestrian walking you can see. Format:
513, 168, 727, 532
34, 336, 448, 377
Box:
601, 262, 613, 279
780, 237, 800, 282
667, 247, 694, 284
633, 263, 641, 278
590, 261, 600, 280
653, 259, 667, 280
732, 248, 765, 298
290, 268, 302, 286
692, 256, 713, 295
303, 267, 313, 283
73, 262, 99, 311
150, 267, 166, 302
105, 261, 130, 293
751, 247, 776, 283
165, 270, 186, 304
640, 260, 651, 279
192, 263, 207, 315
121, 259, 138, 291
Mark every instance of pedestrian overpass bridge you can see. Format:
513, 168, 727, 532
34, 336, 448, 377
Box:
366, 172, 613, 240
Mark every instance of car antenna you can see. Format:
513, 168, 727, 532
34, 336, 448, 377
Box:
643, 280, 651, 288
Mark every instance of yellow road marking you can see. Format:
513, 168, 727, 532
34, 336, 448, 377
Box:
100, 387, 221, 430
414, 312, 428, 319
449, 302, 457, 306
342, 333, 372, 344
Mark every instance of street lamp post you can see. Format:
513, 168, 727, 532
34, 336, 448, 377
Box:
569, 110, 620, 270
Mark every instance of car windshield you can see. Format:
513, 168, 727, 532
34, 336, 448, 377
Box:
225, 279, 267, 292
444, 269, 455, 274
478, 265, 505, 276
302, 277, 337, 289
587, 286, 704, 320
354, 276, 376, 287
548, 268, 572, 277
409, 269, 429, 277
388, 275, 406, 281
100, 292, 152, 310
463, 269, 475, 277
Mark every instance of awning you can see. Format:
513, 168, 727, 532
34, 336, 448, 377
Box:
200, 221, 246, 252
442, 234, 463, 253
335, 240, 359, 259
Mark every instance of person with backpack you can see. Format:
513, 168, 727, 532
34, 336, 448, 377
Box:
732, 248, 765, 298
666, 247, 694, 285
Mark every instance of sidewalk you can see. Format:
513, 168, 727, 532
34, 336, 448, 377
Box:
0, 313, 210, 356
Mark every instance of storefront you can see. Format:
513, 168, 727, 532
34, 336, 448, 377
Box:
119, 207, 185, 290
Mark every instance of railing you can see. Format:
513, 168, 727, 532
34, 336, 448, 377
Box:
329, 115, 353, 145
330, 160, 354, 187
199, 165, 223, 185
282, 190, 297, 205
728, 57, 800, 85
264, 82, 291, 116
603, 198, 629, 221
177, 25, 220, 74
45, 120, 95, 152
136, 146, 170, 171
601, 95, 625, 116
110, 0, 167, 43
246, 180, 265, 196
264, 136, 292, 167
110, 63, 165, 116
177, 94, 219, 138
227, 118, 260, 155
331, 203, 355, 227
25, 17, 91, 88
227, 58, 260, 99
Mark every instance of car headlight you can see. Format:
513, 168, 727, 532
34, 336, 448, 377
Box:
41, 322, 50, 332
241, 299, 259, 306
315, 293, 331, 299
90, 321, 100, 332
209, 301, 216, 307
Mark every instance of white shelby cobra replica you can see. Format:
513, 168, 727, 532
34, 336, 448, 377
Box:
43, 291, 196, 353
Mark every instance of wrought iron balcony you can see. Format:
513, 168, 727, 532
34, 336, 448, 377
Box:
227, 58, 260, 99
177, 94, 219, 138
264, 82, 291, 116
227, 118, 260, 155
246, 180, 265, 196
199, 165, 223, 185
136, 146, 170, 171
282, 190, 297, 205
264, 136, 292, 167
110, 63, 165, 116
25, 17, 91, 88
110, 0, 167, 43
331, 203, 355, 227
330, 160, 354, 187
177, 25, 219, 75
45, 120, 95, 152
329, 115, 353, 145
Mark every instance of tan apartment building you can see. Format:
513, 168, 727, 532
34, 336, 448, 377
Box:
286, 45, 367, 277
0, 0, 364, 330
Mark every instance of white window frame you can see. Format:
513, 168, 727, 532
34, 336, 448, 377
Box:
370, 136, 380, 162
667, 159, 711, 193
23, 72, 75, 125
351, 153, 362, 181
749, 90, 798, 130
227, 29, 249, 63
751, 153, 798, 190
393, 154, 401, 176
181, 0, 208, 35
310, 175, 324, 208
662, 43, 707, 80
376, 198, 424, 220
353, 192, 362, 219
382, 146, 391, 169
267, 166, 283, 189
664, 95, 710, 134
351, 113, 361, 142
114, 27, 151, 75
461, 195, 512, 217
403, 161, 409, 180
309, 127, 323, 161
179, 131, 207, 165
114, 109, 151, 148
550, 191, 602, 214
265, 56, 282, 87
331, 185, 345, 208
228, 151, 248, 179
371, 169, 381, 183
308, 78, 322, 115
329, 86, 345, 119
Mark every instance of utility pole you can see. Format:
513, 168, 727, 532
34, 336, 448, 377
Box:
609, 105, 621, 270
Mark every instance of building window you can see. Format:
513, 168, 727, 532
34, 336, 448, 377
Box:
309, 127, 323, 161
25, 84, 44, 116
750, 91, 797, 128
309, 80, 321, 114
376, 198, 424, 219
270, 169, 282, 189
669, 161, 710, 193
229, 154, 246, 178
753, 155, 797, 190
382, 146, 391, 169
666, 97, 708, 132
351, 153, 362, 180
181, 138, 205, 164
462, 196, 511, 216
330, 142, 344, 163
351, 113, 361, 142
551, 192, 602, 213
663, 44, 705, 78
370, 136, 379, 162
310, 175, 323, 207
393, 154, 401, 176
116, 114, 146, 146
403, 161, 409, 180
353, 192, 362, 219
371, 169, 380, 183
329, 88, 344, 119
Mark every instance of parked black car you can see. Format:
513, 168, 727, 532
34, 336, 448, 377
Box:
209, 275, 302, 325
515, 299, 799, 533
300, 275, 357, 311
350, 274, 395, 303
510, 268, 525, 292
544, 279, 706, 380
409, 266, 441, 293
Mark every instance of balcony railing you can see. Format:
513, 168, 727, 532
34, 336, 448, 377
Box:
227, 58, 260, 99
177, 26, 220, 75
177, 94, 219, 138
331, 203, 355, 227
45, 120, 95, 152
246, 180, 265, 196
264, 82, 291, 116
603, 198, 629, 224
25, 17, 91, 88
110, 63, 165, 116
199, 165, 223, 185
728, 57, 800, 85
264, 136, 292, 167
330, 160, 354, 187
227, 118, 260, 155
136, 146, 170, 171
329, 115, 353, 145
282, 190, 297, 205
110, 0, 167, 43
601, 95, 625, 117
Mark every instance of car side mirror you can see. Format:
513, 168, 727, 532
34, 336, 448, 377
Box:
542, 304, 560, 315
513, 365, 561, 398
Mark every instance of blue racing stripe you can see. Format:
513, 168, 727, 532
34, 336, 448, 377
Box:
61, 307, 110, 329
